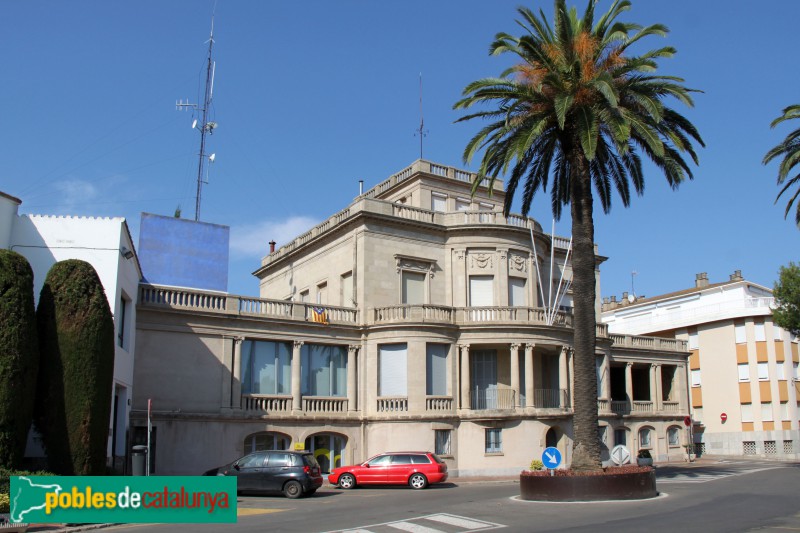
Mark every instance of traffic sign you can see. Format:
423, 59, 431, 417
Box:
684, 416, 692, 426
610, 444, 631, 466
542, 447, 562, 469
720, 412, 728, 422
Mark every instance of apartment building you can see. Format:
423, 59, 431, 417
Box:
601, 272, 800, 458
131, 160, 691, 476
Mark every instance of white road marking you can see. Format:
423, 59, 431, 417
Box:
425, 514, 497, 529
388, 521, 445, 532
327, 513, 505, 533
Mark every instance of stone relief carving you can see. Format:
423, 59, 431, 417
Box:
509, 253, 527, 274
470, 252, 493, 270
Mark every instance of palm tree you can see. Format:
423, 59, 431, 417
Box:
454, 0, 703, 470
763, 105, 800, 227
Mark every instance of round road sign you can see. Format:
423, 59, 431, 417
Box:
721, 412, 728, 422
610, 444, 631, 466
684, 416, 692, 426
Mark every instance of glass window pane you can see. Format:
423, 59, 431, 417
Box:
741, 403, 753, 422
758, 362, 769, 381
688, 331, 698, 349
738, 364, 749, 382
735, 324, 746, 344
761, 403, 773, 422
435, 430, 451, 455
755, 323, 766, 342
691, 369, 701, 387
668, 427, 679, 446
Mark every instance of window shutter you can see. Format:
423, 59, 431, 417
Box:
380, 344, 408, 396
426, 344, 448, 395
470, 276, 494, 306
431, 193, 447, 212
402, 271, 426, 304
509, 277, 526, 307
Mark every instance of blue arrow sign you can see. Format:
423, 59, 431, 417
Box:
542, 446, 562, 469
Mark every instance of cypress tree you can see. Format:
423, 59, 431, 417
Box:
0, 250, 39, 468
35, 260, 114, 475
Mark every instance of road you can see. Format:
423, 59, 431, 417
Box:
101, 458, 800, 533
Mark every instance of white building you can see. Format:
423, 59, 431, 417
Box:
0, 191, 142, 470
602, 272, 800, 458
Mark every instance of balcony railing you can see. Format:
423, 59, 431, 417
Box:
610, 334, 688, 352
469, 388, 515, 410
377, 397, 408, 412
370, 304, 582, 330
662, 401, 680, 412
632, 401, 653, 413
425, 396, 454, 411
533, 388, 569, 408
303, 397, 347, 413
242, 394, 292, 413
611, 401, 631, 415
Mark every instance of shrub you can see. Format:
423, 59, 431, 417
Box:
521, 465, 652, 477
637, 449, 652, 459
35, 260, 114, 475
529, 459, 544, 471
0, 468, 55, 513
0, 492, 8, 513
0, 250, 39, 469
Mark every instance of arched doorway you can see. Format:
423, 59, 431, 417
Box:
545, 427, 558, 448
305, 433, 347, 473
243, 431, 291, 453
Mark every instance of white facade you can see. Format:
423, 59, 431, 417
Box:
2, 202, 142, 470
602, 273, 800, 459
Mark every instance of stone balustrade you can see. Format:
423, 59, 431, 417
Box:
377, 397, 409, 412
242, 394, 292, 413
303, 397, 348, 413
425, 396, 454, 411
610, 334, 689, 352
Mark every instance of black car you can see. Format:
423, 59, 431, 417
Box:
204, 450, 323, 498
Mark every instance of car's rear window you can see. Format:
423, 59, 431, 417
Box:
410, 454, 432, 464
301, 454, 320, 468
430, 453, 446, 464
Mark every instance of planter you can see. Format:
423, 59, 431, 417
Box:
637, 458, 653, 467
519, 468, 657, 502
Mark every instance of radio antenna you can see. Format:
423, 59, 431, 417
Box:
176, 14, 218, 221
414, 73, 428, 159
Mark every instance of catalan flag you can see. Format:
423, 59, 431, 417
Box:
310, 306, 328, 324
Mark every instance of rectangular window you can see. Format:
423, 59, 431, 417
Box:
299, 290, 309, 303
777, 362, 786, 380
741, 403, 753, 423
755, 322, 766, 342
241, 340, 292, 395
301, 344, 346, 397
639, 429, 652, 448
508, 277, 526, 307
435, 430, 451, 455
688, 331, 699, 350
691, 369, 701, 387
426, 344, 448, 396
341, 272, 353, 307
761, 402, 773, 422
469, 275, 494, 306
598, 425, 607, 446
456, 198, 471, 211
117, 295, 129, 349
738, 363, 750, 382
668, 427, 680, 446
757, 362, 769, 381
794, 362, 799, 380
781, 401, 790, 421
485, 429, 502, 453
316, 282, 327, 304
774, 325, 783, 341
431, 193, 447, 212
614, 429, 627, 446
693, 407, 703, 422
402, 271, 426, 305
735, 323, 746, 344
379, 344, 408, 396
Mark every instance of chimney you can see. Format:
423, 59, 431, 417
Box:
269, 240, 276, 253
730, 270, 743, 281
359, 180, 364, 195
695, 272, 709, 288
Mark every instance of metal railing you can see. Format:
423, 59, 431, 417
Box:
533, 388, 569, 408
469, 388, 515, 410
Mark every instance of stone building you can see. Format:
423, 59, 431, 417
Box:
132, 160, 691, 476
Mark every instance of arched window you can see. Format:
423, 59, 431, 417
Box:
667, 426, 681, 447
638, 427, 653, 449
244, 432, 291, 453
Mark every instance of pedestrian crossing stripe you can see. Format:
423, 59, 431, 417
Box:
325, 512, 505, 533
657, 465, 784, 484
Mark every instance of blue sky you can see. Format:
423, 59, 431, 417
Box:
2, 1, 798, 299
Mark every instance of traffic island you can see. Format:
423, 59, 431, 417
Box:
519, 465, 657, 502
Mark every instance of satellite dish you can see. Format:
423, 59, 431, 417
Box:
208, 153, 216, 162
627, 294, 636, 303
191, 119, 198, 129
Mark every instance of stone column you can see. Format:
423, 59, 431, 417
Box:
347, 345, 358, 412
460, 344, 471, 410
510, 343, 520, 409
559, 346, 569, 407
654, 364, 663, 411
292, 340, 304, 412
525, 343, 535, 408
625, 362, 634, 407
231, 337, 244, 410
602, 353, 611, 399
498, 248, 509, 306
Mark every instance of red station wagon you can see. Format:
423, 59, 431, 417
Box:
328, 451, 448, 490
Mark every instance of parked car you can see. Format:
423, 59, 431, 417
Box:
203, 450, 323, 498
328, 451, 448, 490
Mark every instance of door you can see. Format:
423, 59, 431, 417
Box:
359, 454, 391, 484
472, 350, 498, 409
261, 452, 296, 492
305, 433, 347, 474
387, 454, 415, 483
233, 452, 267, 492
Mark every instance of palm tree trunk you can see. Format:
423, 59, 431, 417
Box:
568, 148, 601, 471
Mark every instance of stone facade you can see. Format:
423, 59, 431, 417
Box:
132, 160, 691, 476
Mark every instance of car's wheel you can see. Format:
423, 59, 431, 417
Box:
408, 473, 428, 490
283, 480, 303, 499
338, 473, 356, 489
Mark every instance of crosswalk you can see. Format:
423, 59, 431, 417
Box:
327, 513, 505, 533
657, 463, 785, 484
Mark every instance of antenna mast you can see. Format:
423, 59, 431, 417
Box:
414, 73, 428, 159
176, 16, 218, 221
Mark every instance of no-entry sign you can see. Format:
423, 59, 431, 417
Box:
684, 416, 692, 426
721, 412, 728, 422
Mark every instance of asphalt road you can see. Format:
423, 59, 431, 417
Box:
99, 458, 800, 533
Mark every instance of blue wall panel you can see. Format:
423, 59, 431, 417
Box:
138, 213, 229, 292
